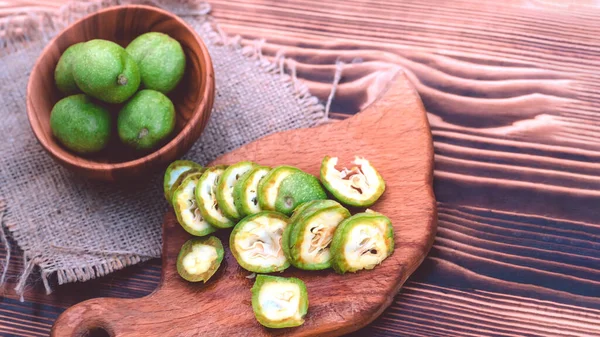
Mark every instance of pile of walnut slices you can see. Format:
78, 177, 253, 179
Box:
163, 156, 393, 328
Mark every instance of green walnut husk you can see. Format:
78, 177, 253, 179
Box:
72, 39, 140, 104
177, 236, 224, 282
258, 166, 327, 216
284, 200, 342, 261
330, 211, 394, 274
216, 161, 257, 221
288, 199, 341, 225
50, 94, 111, 154
283, 200, 350, 270
54, 42, 84, 95
164, 160, 204, 202
233, 166, 271, 218
125, 32, 186, 94
320, 156, 386, 207
251, 275, 308, 328
275, 171, 327, 215
229, 211, 290, 273
117, 89, 176, 151
195, 166, 235, 229
283, 201, 325, 261
258, 166, 299, 211
172, 172, 217, 237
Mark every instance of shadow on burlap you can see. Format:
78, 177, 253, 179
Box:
0, 0, 334, 300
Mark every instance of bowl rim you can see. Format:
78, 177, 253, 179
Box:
26, 4, 214, 172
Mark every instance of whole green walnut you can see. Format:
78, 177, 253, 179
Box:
126, 32, 186, 94
72, 39, 140, 103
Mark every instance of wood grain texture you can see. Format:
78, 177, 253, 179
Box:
50, 73, 437, 337
26, 5, 215, 181
2, 0, 600, 336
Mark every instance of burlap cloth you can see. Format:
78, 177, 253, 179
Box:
0, 0, 334, 299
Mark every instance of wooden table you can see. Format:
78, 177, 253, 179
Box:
2, 0, 600, 336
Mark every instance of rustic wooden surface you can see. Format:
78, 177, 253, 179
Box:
52, 74, 436, 336
2, 0, 600, 336
26, 5, 215, 181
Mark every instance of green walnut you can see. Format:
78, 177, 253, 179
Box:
117, 89, 176, 151
195, 166, 235, 229
258, 166, 327, 215
230, 211, 290, 273
50, 94, 111, 154
54, 42, 84, 95
282, 200, 341, 262
320, 156, 386, 207
72, 39, 140, 103
233, 166, 270, 218
288, 199, 341, 224
283, 200, 350, 270
284, 200, 342, 260
251, 275, 308, 328
216, 161, 257, 221
125, 32, 186, 94
163, 160, 204, 202
172, 172, 217, 237
177, 236, 224, 283
330, 211, 395, 274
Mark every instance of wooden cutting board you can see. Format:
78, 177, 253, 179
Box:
51, 73, 437, 337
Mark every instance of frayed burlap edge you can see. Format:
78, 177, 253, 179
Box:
0, 0, 343, 300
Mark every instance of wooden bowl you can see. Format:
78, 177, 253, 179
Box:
26, 5, 215, 181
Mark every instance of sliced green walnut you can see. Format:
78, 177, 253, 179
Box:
285, 201, 350, 270
163, 160, 203, 202
288, 199, 341, 224
230, 211, 290, 273
251, 275, 308, 328
259, 166, 327, 216
276, 172, 327, 215
172, 173, 217, 236
283, 200, 341, 261
171, 168, 204, 198
177, 236, 224, 282
234, 166, 271, 218
330, 211, 394, 274
258, 166, 299, 211
216, 161, 257, 221
320, 156, 385, 207
284, 200, 342, 260
195, 166, 235, 229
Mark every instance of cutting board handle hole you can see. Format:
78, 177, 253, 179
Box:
82, 327, 111, 337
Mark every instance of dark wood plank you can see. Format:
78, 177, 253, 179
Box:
2, 0, 600, 336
